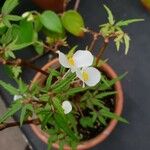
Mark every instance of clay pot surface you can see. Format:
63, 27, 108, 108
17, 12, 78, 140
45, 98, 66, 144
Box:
30, 58, 124, 150
32, 0, 66, 13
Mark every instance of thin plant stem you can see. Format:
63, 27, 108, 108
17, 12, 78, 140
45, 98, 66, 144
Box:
0, 119, 40, 131
74, 0, 80, 10
0, 58, 49, 76
96, 38, 109, 65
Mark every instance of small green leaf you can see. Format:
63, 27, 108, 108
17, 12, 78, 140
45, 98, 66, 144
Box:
11, 42, 32, 51
80, 117, 93, 128
2, 17, 11, 27
0, 100, 22, 124
124, 33, 130, 55
100, 109, 129, 123
20, 104, 33, 126
12, 66, 22, 78
0, 80, 19, 95
95, 91, 117, 99
34, 42, 44, 55
103, 5, 115, 25
116, 19, 144, 27
2, 0, 19, 15
6, 15, 23, 21
61, 10, 85, 37
17, 78, 28, 94
67, 45, 78, 58
40, 10, 63, 33
100, 72, 127, 91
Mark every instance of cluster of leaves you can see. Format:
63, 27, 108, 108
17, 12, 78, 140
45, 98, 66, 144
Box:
0, 66, 128, 149
0, 0, 85, 77
100, 5, 144, 54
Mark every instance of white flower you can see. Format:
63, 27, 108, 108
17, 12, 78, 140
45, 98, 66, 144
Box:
22, 12, 30, 18
76, 67, 101, 87
13, 95, 23, 101
62, 101, 72, 114
57, 50, 94, 72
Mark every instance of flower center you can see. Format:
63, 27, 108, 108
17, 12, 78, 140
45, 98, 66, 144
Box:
68, 57, 75, 66
82, 71, 89, 81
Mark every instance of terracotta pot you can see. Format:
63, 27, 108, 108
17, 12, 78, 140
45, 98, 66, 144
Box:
32, 0, 66, 13
30, 58, 124, 150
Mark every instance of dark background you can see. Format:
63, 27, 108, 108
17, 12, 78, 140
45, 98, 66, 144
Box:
0, 0, 150, 149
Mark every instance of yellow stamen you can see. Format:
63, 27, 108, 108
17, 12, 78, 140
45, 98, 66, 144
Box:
82, 71, 89, 81
68, 57, 75, 66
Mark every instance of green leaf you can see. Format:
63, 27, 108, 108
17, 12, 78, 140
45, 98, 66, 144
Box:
61, 10, 85, 37
1, 27, 13, 44
0, 80, 19, 95
48, 68, 60, 77
2, 0, 19, 15
124, 33, 130, 55
12, 66, 22, 78
0, 100, 22, 124
67, 45, 78, 58
103, 5, 115, 25
54, 113, 77, 141
95, 91, 116, 99
11, 20, 34, 44
98, 115, 107, 125
116, 19, 144, 27
5, 50, 16, 59
52, 73, 76, 93
6, 15, 23, 21
80, 117, 93, 128
11, 42, 32, 51
53, 97, 64, 115
100, 109, 128, 123
34, 42, 44, 55
40, 10, 63, 33
17, 78, 28, 94
67, 86, 89, 96
2, 17, 11, 28
45, 75, 52, 90
20, 104, 33, 126
100, 72, 127, 91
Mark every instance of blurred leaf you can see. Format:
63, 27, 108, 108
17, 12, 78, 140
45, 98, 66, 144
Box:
40, 10, 63, 33
103, 5, 115, 25
6, 15, 23, 21
61, 10, 85, 37
2, 0, 19, 15
95, 91, 116, 99
20, 104, 33, 126
12, 66, 22, 78
100, 109, 129, 123
0, 80, 19, 95
116, 19, 144, 27
124, 33, 130, 55
80, 117, 93, 128
67, 45, 78, 58
100, 72, 127, 91
12, 20, 34, 44
0, 100, 22, 124
33, 42, 44, 55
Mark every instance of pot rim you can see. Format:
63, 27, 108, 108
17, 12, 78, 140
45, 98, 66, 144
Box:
30, 58, 124, 150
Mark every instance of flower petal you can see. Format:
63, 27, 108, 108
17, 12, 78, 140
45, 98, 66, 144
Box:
83, 67, 101, 86
13, 95, 23, 101
62, 100, 72, 114
57, 51, 70, 68
73, 50, 94, 68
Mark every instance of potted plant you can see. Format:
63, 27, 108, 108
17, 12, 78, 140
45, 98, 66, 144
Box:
0, 0, 144, 149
